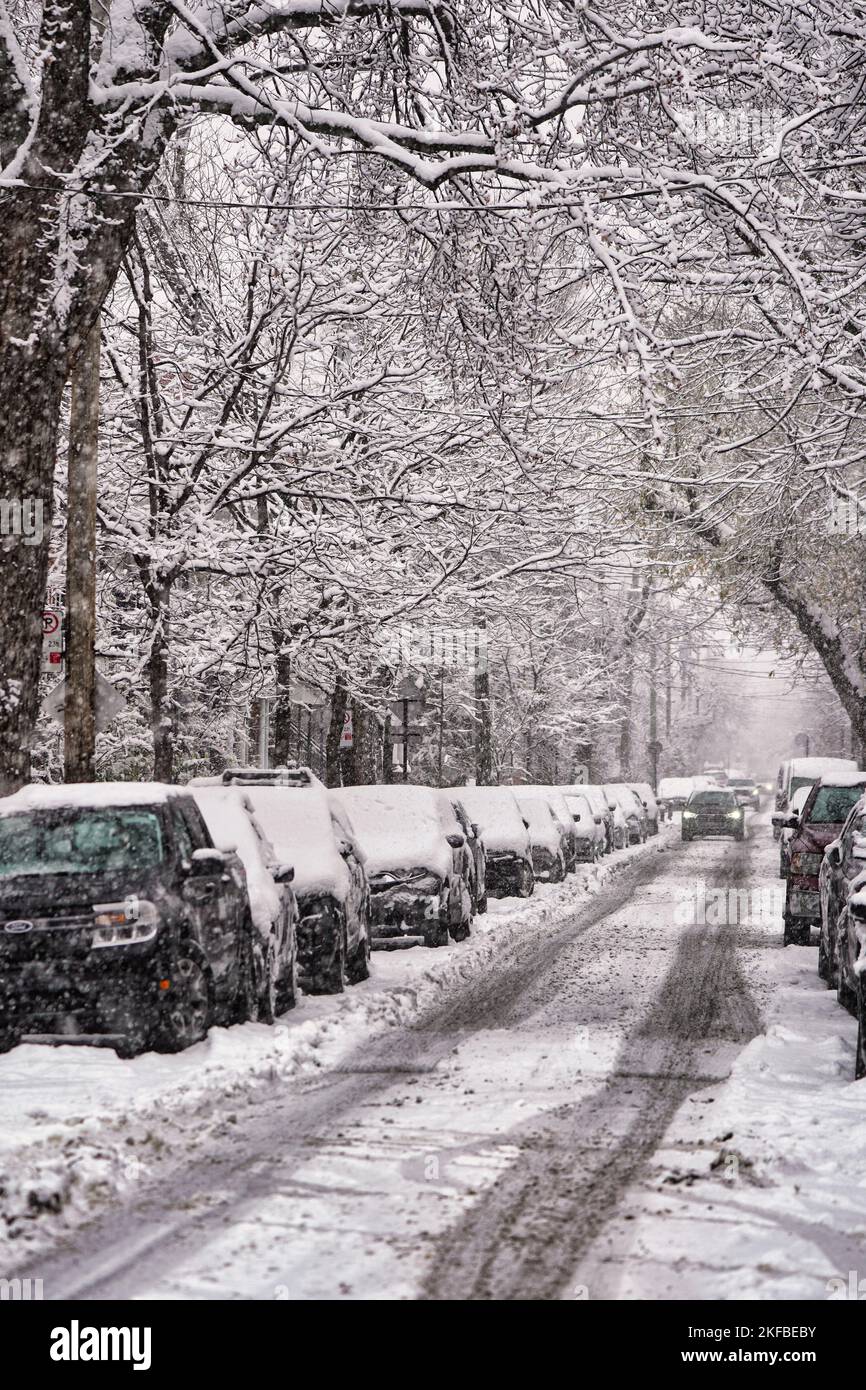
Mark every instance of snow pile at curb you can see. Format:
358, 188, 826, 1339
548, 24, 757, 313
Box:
0, 831, 671, 1253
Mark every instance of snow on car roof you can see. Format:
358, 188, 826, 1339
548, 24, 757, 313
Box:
333, 785, 452, 879
447, 785, 530, 855
0, 782, 184, 814
788, 757, 858, 776
238, 785, 349, 901
516, 785, 572, 829
658, 777, 693, 797
815, 770, 866, 787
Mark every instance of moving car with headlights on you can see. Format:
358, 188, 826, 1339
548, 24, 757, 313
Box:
195, 767, 371, 993
190, 785, 298, 1020
335, 784, 470, 948
681, 788, 745, 841
778, 774, 866, 946
727, 776, 761, 811
0, 783, 256, 1056
446, 785, 534, 898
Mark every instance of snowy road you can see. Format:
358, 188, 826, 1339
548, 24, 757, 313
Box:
5, 814, 864, 1301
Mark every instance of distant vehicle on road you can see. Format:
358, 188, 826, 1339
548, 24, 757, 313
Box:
727, 776, 761, 811
604, 784, 647, 845
681, 788, 745, 842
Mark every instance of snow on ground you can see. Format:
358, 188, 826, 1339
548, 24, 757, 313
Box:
0, 831, 667, 1255
573, 815, 866, 1301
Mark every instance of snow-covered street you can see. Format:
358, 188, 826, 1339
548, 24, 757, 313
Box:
3, 812, 861, 1302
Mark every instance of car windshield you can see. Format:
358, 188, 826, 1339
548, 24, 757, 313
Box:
807, 784, 866, 825
0, 809, 164, 877
728, 779, 754, 788
790, 776, 818, 796
689, 792, 735, 808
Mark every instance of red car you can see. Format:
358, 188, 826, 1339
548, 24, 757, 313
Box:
780, 774, 866, 946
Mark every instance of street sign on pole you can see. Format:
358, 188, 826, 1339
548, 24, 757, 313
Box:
41, 606, 63, 674
340, 710, 354, 750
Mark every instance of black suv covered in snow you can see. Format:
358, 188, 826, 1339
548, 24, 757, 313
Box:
681, 788, 745, 841
0, 784, 254, 1057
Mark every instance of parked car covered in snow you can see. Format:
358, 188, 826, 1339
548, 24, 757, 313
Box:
819, 794, 866, 986
447, 785, 534, 897
773, 756, 858, 839
579, 784, 618, 852
516, 794, 566, 881
629, 782, 660, 835
517, 787, 578, 872
436, 792, 487, 919
777, 784, 812, 880
604, 784, 647, 845
190, 785, 298, 1020
564, 791, 605, 861
0, 783, 254, 1057
334, 784, 470, 948
194, 769, 371, 993
778, 773, 866, 946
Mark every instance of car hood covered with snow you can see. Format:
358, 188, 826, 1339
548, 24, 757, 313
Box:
334, 786, 452, 880
239, 786, 349, 903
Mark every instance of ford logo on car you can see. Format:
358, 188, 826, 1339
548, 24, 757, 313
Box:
4, 919, 34, 934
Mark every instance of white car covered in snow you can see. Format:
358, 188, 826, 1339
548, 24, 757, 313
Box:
190, 769, 371, 994
517, 794, 566, 881
334, 784, 471, 948
564, 791, 605, 861
189, 785, 298, 1020
447, 785, 534, 897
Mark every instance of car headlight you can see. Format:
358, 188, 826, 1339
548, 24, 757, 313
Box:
91, 898, 159, 947
683, 810, 696, 819
727, 810, 743, 819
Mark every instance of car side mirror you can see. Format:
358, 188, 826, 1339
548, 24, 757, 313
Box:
572, 813, 581, 822
272, 863, 295, 884
188, 847, 227, 876
594, 815, 602, 825
446, 832, 465, 849
826, 843, 841, 866
337, 839, 354, 858
522, 819, 530, 830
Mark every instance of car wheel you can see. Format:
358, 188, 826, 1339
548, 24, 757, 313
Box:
0, 1028, 19, 1055
517, 863, 535, 897
310, 920, 346, 994
818, 933, 829, 981
476, 890, 488, 915
156, 948, 213, 1053
424, 915, 450, 948
275, 938, 297, 1014
549, 855, 565, 883
345, 926, 371, 984
856, 984, 866, 1081
734, 830, 745, 842
114, 1022, 150, 1059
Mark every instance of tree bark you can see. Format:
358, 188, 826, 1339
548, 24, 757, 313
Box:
64, 320, 100, 783
325, 680, 347, 787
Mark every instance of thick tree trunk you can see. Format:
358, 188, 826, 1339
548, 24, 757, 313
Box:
474, 665, 492, 785
272, 649, 293, 766
145, 582, 173, 783
0, 349, 67, 792
325, 680, 347, 787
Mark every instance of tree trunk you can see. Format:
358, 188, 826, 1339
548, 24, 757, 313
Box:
475, 665, 492, 785
64, 321, 100, 783
0, 350, 67, 792
325, 680, 347, 787
146, 581, 174, 783
272, 649, 293, 766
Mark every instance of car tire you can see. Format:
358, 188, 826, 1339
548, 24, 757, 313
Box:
345, 927, 371, 985
0, 1028, 19, 1055
275, 938, 297, 1013
255, 935, 277, 1024
155, 946, 213, 1053
734, 831, 745, 843
310, 920, 346, 994
549, 855, 565, 883
476, 890, 488, 915
114, 1022, 150, 1059
517, 864, 535, 897
424, 915, 450, 948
